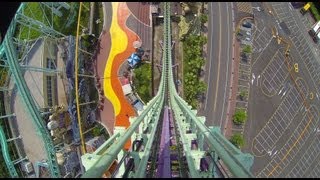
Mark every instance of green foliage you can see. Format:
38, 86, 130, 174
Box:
229, 133, 245, 148
183, 34, 207, 108
233, 109, 247, 125
14, 3, 43, 39
200, 14, 208, 24
92, 126, 101, 136
96, 2, 104, 35
53, 2, 79, 36
0, 68, 8, 87
242, 45, 252, 54
310, 2, 320, 21
133, 63, 152, 103
239, 90, 247, 100
0, 92, 9, 177
14, 2, 80, 40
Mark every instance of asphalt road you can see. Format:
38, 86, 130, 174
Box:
202, 2, 234, 133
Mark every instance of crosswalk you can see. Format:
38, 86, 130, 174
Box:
236, 2, 253, 14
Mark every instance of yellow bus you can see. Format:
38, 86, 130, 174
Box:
300, 2, 311, 15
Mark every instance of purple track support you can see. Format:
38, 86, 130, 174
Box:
157, 106, 171, 178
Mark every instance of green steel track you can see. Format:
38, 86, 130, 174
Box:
0, 3, 63, 178
81, 2, 254, 178
0, 126, 18, 177
0, 2, 255, 178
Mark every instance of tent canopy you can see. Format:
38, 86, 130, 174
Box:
127, 53, 141, 68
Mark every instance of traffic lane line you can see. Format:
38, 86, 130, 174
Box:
260, 106, 319, 177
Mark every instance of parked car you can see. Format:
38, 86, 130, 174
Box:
242, 22, 252, 28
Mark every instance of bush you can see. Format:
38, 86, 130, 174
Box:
233, 109, 247, 125
229, 133, 245, 148
92, 126, 101, 136
200, 14, 208, 24
239, 90, 247, 100
243, 45, 252, 54
183, 34, 207, 108
133, 63, 152, 103
310, 2, 320, 21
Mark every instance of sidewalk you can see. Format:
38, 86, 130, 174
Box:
225, 40, 240, 138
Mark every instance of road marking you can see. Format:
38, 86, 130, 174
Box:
309, 92, 313, 100
278, 86, 284, 95
294, 63, 299, 72
220, 2, 232, 129
267, 146, 276, 156
251, 73, 255, 85
272, 150, 278, 157
257, 75, 261, 86
213, 2, 222, 112
281, 89, 286, 98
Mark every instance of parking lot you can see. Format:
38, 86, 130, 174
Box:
242, 2, 320, 177
260, 46, 293, 96
257, 105, 318, 177
287, 135, 320, 178
252, 78, 308, 156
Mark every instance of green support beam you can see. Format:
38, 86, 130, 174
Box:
81, 2, 254, 178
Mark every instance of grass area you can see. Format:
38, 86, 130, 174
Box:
14, 2, 80, 40
133, 63, 152, 103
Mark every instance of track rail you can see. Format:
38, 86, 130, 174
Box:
1, 2, 64, 177
0, 126, 18, 177
81, 2, 254, 178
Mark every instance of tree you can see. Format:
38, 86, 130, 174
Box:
133, 63, 152, 103
185, 2, 200, 14
197, 80, 207, 93
233, 109, 247, 125
200, 14, 208, 24
229, 133, 245, 148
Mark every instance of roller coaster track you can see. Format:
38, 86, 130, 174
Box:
0, 126, 18, 177
81, 2, 254, 178
0, 3, 62, 178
